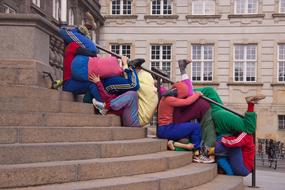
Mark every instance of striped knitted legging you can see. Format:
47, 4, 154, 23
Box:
109, 91, 140, 127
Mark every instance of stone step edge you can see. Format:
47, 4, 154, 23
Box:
187, 174, 244, 190
0, 151, 193, 188
8, 163, 217, 190
0, 126, 147, 144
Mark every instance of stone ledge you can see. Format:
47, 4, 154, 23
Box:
271, 82, 285, 86
193, 82, 219, 86
186, 15, 221, 19
272, 13, 285, 18
228, 14, 265, 19
227, 82, 263, 86
104, 15, 138, 19
144, 15, 179, 20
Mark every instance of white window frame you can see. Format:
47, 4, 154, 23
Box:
278, 115, 285, 130
53, 0, 60, 20
3, 4, 16, 14
150, 45, 172, 77
277, 44, 285, 82
68, 8, 75, 25
32, 0, 40, 7
191, 44, 214, 82
280, 0, 285, 13
110, 44, 131, 58
110, 0, 132, 15
150, 0, 173, 15
192, 0, 215, 15
233, 44, 257, 82
234, 0, 258, 14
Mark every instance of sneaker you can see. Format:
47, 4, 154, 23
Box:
193, 155, 215, 164
245, 94, 266, 104
92, 98, 108, 115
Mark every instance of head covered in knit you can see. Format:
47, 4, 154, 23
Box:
172, 82, 188, 99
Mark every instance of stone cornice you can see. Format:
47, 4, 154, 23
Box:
227, 82, 263, 86
228, 14, 265, 19
193, 82, 219, 86
104, 15, 138, 19
271, 83, 285, 86
144, 15, 179, 20
186, 15, 221, 19
272, 13, 285, 18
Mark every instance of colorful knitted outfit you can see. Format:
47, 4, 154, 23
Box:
157, 82, 202, 149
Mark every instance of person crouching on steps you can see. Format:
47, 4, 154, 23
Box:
157, 81, 203, 156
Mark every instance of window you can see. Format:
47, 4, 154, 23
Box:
2, 4, 16, 14
150, 45, 172, 77
191, 44, 213, 82
278, 115, 285, 130
151, 0, 172, 15
111, 44, 131, 58
68, 8, 75, 25
32, 0, 40, 7
234, 0, 258, 14
192, 0, 215, 15
280, 0, 285, 13
278, 44, 285, 82
53, 0, 60, 20
111, 0, 132, 15
234, 44, 256, 82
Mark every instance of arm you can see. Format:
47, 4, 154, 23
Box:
75, 47, 97, 57
164, 93, 201, 107
221, 132, 253, 148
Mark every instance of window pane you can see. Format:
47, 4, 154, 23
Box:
234, 61, 244, 81
248, 0, 257, 14
192, 45, 202, 60
111, 45, 120, 55
246, 45, 256, 60
278, 115, 285, 130
112, 0, 120, 14
246, 61, 255, 81
163, 0, 172, 14
151, 45, 160, 60
162, 61, 171, 76
192, 61, 201, 81
205, 0, 215, 15
122, 45, 131, 58
204, 61, 213, 81
123, 0, 132, 14
204, 45, 213, 60
152, 0, 161, 15
279, 44, 285, 59
281, 0, 285, 13
235, 45, 244, 60
162, 45, 171, 60
235, 0, 244, 14
192, 1, 203, 15
279, 61, 285, 82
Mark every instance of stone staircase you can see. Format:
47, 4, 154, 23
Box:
0, 78, 244, 189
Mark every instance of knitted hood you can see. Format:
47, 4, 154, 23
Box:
172, 82, 188, 99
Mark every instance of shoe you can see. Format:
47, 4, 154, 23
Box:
161, 88, 177, 97
92, 98, 108, 115
193, 155, 215, 164
167, 140, 175, 151
245, 94, 266, 104
178, 59, 191, 73
85, 12, 97, 30
128, 58, 145, 68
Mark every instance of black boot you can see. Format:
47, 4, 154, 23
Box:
161, 88, 178, 97
128, 58, 145, 68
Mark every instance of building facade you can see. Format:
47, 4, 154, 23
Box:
99, 0, 285, 142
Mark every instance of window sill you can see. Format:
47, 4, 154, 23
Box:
271, 82, 285, 87
228, 14, 265, 19
272, 13, 285, 18
104, 15, 138, 19
186, 15, 221, 19
193, 82, 219, 86
144, 15, 179, 20
227, 82, 263, 86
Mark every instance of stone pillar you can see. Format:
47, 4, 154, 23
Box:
0, 13, 64, 88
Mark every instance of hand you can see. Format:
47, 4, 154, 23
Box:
196, 91, 203, 97
89, 73, 100, 83
121, 56, 129, 66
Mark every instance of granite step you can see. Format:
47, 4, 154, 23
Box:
0, 84, 80, 102
7, 163, 217, 190
0, 96, 94, 114
0, 151, 192, 188
0, 138, 167, 164
0, 112, 121, 127
0, 127, 147, 144
187, 174, 244, 190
